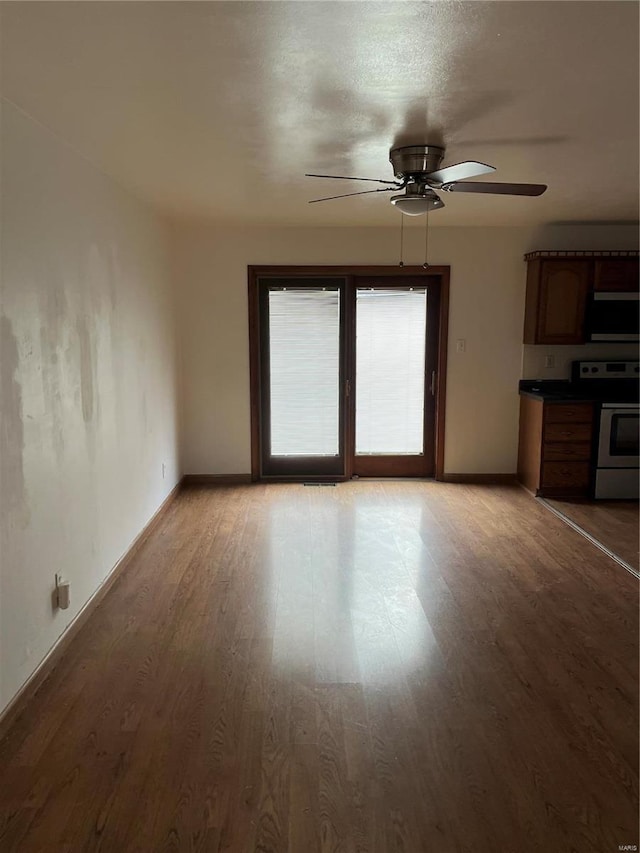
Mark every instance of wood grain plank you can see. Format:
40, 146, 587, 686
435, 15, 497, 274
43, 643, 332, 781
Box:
0, 481, 637, 853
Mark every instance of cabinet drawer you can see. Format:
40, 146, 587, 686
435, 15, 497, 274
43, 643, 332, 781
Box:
542, 462, 590, 488
544, 422, 593, 442
543, 441, 592, 461
544, 403, 593, 424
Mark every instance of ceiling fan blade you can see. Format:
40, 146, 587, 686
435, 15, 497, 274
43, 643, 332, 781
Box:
308, 187, 397, 203
442, 181, 547, 196
306, 173, 401, 186
427, 161, 496, 183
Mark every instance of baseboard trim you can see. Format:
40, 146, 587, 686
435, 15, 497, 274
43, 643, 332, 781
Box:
184, 473, 517, 486
0, 479, 183, 741
442, 473, 518, 484
182, 473, 252, 485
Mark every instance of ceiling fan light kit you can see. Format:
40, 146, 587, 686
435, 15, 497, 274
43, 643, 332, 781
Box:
390, 184, 443, 216
306, 143, 547, 215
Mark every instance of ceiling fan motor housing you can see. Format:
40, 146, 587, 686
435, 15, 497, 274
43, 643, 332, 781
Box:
389, 145, 445, 180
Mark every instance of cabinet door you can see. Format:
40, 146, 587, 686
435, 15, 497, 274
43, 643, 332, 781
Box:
593, 259, 639, 292
536, 261, 590, 344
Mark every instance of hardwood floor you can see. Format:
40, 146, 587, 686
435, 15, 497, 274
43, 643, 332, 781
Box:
545, 497, 639, 572
0, 482, 637, 852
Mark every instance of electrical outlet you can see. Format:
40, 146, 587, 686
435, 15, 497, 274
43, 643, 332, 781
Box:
162, 462, 166, 479
544, 355, 555, 368
456, 339, 466, 353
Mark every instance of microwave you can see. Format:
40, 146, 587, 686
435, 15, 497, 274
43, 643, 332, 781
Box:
587, 291, 640, 342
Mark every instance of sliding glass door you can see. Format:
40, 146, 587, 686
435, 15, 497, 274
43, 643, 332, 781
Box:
353, 284, 431, 477
259, 278, 347, 476
252, 272, 443, 480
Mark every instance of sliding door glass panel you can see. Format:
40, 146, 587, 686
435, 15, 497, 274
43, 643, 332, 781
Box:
356, 288, 427, 455
269, 288, 340, 456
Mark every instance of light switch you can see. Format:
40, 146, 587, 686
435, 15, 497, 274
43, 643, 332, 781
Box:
456, 339, 466, 353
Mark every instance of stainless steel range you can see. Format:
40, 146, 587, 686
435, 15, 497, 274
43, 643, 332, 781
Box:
571, 361, 639, 499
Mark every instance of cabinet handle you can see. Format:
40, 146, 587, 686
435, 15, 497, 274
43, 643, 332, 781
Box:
561, 431, 573, 436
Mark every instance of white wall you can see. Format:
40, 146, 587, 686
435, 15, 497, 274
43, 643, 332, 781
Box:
0, 101, 180, 714
171, 220, 638, 478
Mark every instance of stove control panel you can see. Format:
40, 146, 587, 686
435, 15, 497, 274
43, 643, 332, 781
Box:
574, 360, 640, 379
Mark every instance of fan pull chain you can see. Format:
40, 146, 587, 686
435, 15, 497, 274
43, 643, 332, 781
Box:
398, 214, 404, 267
423, 208, 430, 269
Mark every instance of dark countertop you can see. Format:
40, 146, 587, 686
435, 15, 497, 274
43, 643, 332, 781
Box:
519, 379, 640, 404
519, 380, 599, 403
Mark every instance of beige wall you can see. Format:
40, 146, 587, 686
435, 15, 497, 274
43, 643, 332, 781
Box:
0, 101, 180, 714
171, 220, 636, 478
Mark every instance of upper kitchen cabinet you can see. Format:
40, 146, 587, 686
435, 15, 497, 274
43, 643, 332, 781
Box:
593, 258, 639, 292
523, 251, 639, 344
523, 257, 590, 344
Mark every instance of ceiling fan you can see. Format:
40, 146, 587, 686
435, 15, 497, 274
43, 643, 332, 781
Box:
306, 145, 547, 215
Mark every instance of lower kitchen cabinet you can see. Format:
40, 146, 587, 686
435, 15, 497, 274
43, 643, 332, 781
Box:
517, 397, 595, 496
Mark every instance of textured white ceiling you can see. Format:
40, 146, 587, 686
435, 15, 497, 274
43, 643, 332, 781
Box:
1, 1, 638, 227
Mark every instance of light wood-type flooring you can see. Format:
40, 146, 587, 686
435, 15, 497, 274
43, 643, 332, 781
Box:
0, 482, 637, 852
545, 497, 639, 573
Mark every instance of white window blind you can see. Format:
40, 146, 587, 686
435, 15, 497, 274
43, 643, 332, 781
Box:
355, 288, 427, 455
269, 288, 340, 457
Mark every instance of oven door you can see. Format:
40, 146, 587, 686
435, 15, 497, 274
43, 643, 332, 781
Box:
598, 404, 640, 467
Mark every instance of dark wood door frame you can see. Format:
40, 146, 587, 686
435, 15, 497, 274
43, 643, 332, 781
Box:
248, 265, 450, 482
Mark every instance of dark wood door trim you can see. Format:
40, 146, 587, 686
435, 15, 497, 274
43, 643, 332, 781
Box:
435, 266, 450, 481
248, 272, 262, 481
344, 275, 356, 481
248, 265, 450, 482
